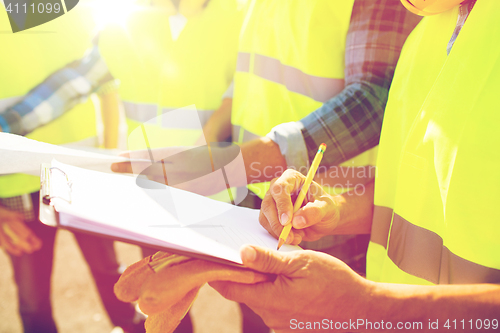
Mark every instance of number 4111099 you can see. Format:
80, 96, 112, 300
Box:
443, 319, 498, 330
6, 2, 62, 14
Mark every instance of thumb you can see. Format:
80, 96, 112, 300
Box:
240, 245, 289, 275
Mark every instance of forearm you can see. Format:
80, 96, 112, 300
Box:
241, 137, 287, 185
363, 282, 500, 332
284, 0, 422, 168
202, 98, 233, 143
301, 81, 387, 167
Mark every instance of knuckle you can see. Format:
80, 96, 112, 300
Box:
276, 199, 290, 210
270, 182, 285, 196
282, 169, 298, 178
269, 178, 277, 187
305, 205, 323, 221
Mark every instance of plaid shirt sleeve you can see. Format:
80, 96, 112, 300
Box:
267, 0, 421, 169
0, 46, 113, 136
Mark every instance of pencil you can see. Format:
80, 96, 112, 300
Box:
277, 143, 327, 250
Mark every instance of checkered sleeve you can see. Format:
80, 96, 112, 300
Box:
300, 0, 421, 167
268, 0, 421, 169
0, 46, 113, 135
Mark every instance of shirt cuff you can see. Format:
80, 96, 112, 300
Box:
266, 121, 309, 174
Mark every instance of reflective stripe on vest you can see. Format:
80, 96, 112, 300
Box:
370, 206, 500, 284
236, 52, 345, 103
368, 0, 500, 285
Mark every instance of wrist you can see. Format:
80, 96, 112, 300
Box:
242, 137, 287, 184
364, 282, 431, 331
203, 126, 222, 143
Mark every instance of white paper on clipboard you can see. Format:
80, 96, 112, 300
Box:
39, 160, 301, 266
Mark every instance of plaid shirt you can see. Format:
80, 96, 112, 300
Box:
267, 0, 422, 169
0, 46, 113, 218
0, 46, 113, 135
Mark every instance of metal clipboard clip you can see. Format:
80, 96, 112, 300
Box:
40, 165, 73, 206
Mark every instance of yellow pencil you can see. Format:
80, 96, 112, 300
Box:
277, 143, 327, 250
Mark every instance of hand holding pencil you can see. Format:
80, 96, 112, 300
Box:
277, 143, 327, 249
258, 144, 343, 248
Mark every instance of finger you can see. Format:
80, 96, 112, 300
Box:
111, 162, 134, 173
258, 209, 278, 239
8, 222, 41, 253
11, 238, 32, 253
0, 232, 22, 256
139, 259, 269, 315
259, 192, 283, 239
240, 245, 290, 275
289, 229, 304, 245
2, 224, 28, 252
8, 220, 33, 239
291, 199, 333, 230
209, 280, 273, 307
270, 170, 305, 226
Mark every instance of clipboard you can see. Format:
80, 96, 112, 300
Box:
39, 163, 65, 228
39, 164, 240, 266
39, 161, 301, 266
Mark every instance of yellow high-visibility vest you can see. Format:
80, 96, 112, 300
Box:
0, 6, 98, 198
98, 0, 244, 150
367, 0, 500, 285
231, 0, 376, 198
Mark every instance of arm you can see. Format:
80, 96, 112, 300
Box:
0, 46, 114, 136
211, 245, 500, 333
266, 0, 422, 169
